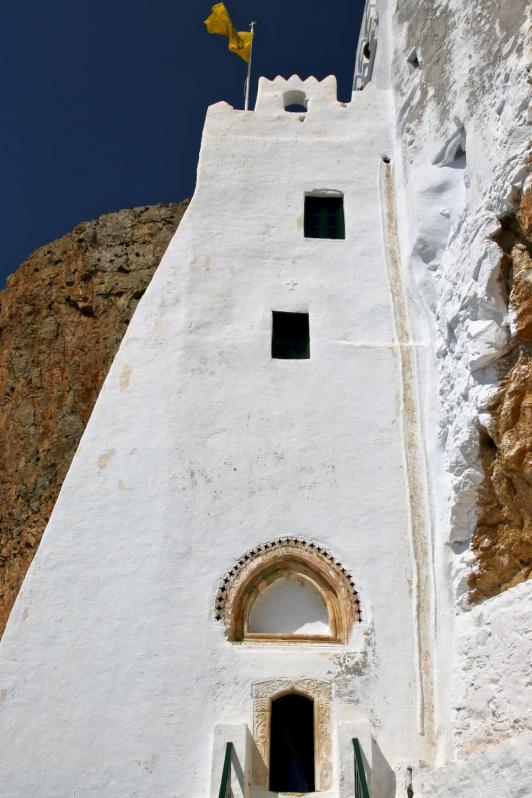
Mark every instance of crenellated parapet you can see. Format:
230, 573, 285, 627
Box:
255, 74, 339, 112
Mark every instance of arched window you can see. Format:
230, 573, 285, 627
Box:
215, 538, 360, 643
270, 693, 315, 793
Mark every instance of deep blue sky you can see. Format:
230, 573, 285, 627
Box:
1, 1, 363, 285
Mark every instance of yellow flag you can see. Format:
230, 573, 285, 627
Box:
204, 3, 253, 63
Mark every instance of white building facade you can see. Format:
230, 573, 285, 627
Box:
1, 1, 530, 796
0, 72, 433, 796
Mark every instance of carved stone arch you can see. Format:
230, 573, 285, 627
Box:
214, 537, 360, 643
252, 678, 333, 791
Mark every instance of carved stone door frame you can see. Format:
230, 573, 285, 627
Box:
252, 678, 333, 791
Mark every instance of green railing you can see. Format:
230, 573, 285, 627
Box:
218, 741, 234, 798
352, 738, 371, 798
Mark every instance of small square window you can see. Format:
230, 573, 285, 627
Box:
272, 311, 310, 359
304, 195, 345, 240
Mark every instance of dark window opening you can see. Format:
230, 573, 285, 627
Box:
272, 312, 310, 360
270, 693, 315, 793
304, 195, 345, 240
285, 104, 307, 113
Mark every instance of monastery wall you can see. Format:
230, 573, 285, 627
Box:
0, 76, 428, 796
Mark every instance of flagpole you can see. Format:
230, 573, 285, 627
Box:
244, 21, 256, 111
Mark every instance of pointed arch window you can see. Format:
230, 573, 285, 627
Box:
214, 538, 360, 644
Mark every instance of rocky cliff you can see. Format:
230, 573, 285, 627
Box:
470, 185, 532, 600
0, 201, 188, 635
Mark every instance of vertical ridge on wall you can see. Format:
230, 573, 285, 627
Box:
380, 158, 436, 751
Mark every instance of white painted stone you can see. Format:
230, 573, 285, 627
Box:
466, 319, 510, 371
451, 581, 532, 758
0, 74, 426, 796
420, 734, 532, 798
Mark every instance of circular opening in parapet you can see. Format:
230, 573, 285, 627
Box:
283, 90, 308, 113
382, 155, 391, 163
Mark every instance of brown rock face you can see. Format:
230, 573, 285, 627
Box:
0, 201, 188, 634
470, 187, 532, 601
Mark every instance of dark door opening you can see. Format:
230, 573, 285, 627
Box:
270, 693, 315, 793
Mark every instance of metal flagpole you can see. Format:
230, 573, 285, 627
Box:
244, 21, 256, 111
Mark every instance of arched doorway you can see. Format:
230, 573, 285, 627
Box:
269, 693, 315, 793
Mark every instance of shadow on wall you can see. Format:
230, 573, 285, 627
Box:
372, 736, 397, 798
231, 744, 246, 796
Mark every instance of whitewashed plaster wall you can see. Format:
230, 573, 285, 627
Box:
0, 76, 428, 796
365, 0, 531, 787
420, 733, 532, 798
451, 580, 532, 759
